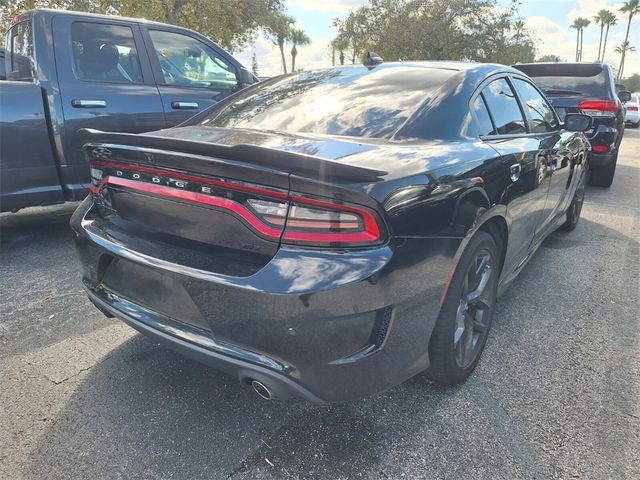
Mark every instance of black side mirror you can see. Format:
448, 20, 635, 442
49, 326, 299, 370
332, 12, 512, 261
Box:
618, 90, 631, 103
238, 67, 257, 87
564, 113, 592, 132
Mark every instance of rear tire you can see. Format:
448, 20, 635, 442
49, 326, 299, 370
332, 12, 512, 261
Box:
561, 172, 586, 232
589, 152, 617, 188
427, 231, 498, 385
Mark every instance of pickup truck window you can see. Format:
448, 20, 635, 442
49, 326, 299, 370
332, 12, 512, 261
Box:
8, 21, 35, 81
148, 30, 238, 90
71, 22, 143, 83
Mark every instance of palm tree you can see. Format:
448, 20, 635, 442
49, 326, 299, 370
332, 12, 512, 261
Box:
615, 42, 636, 80
618, 0, 640, 80
571, 18, 590, 61
601, 11, 617, 62
332, 35, 349, 66
593, 10, 607, 61
289, 28, 311, 73
268, 14, 294, 75
513, 19, 525, 42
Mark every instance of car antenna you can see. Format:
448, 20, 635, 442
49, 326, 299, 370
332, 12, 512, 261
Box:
363, 52, 383, 68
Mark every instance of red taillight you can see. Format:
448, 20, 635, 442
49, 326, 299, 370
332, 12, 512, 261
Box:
592, 145, 608, 153
579, 100, 621, 114
627, 105, 639, 111
89, 160, 385, 248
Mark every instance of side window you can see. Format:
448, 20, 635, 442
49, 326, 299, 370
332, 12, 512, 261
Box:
148, 30, 238, 90
71, 22, 143, 83
481, 78, 526, 135
472, 94, 495, 136
9, 21, 35, 81
512, 78, 558, 133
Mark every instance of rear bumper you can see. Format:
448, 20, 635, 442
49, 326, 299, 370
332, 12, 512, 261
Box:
71, 198, 460, 402
589, 151, 616, 169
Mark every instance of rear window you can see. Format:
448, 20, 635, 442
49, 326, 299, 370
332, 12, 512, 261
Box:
514, 64, 608, 98
198, 66, 457, 139
7, 21, 35, 81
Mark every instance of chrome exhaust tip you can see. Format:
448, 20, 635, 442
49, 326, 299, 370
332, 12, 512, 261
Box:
251, 380, 272, 400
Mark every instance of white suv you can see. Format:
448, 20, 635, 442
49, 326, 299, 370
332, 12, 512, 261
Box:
625, 93, 640, 128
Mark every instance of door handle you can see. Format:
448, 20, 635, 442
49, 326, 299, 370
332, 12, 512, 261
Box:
509, 163, 521, 182
72, 99, 107, 108
171, 101, 199, 109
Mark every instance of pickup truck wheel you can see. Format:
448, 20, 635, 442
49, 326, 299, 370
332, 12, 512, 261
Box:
427, 231, 498, 385
589, 152, 617, 188
561, 172, 586, 232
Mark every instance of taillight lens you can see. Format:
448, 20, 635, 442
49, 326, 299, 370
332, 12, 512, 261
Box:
89, 160, 385, 248
627, 105, 639, 111
579, 100, 621, 117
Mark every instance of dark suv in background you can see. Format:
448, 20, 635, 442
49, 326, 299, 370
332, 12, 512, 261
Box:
514, 63, 629, 187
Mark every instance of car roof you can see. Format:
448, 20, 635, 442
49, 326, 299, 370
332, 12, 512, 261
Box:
23, 8, 178, 28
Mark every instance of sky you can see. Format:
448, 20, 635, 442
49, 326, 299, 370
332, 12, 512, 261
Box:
235, 0, 640, 78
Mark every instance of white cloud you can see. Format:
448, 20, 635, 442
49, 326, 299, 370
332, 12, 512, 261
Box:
526, 16, 568, 44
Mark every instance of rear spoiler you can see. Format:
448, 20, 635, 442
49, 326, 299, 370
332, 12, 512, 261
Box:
79, 129, 387, 183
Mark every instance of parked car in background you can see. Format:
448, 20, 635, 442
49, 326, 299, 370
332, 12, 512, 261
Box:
0, 9, 257, 213
72, 61, 592, 402
513, 62, 629, 187
624, 93, 640, 128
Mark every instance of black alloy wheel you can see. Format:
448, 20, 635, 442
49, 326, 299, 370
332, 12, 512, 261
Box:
428, 231, 499, 385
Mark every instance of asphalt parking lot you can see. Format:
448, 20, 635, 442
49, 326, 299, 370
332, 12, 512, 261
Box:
1, 129, 638, 480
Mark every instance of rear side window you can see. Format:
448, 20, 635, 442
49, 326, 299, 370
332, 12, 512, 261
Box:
472, 95, 495, 136
514, 64, 608, 99
481, 78, 526, 135
512, 78, 558, 133
8, 21, 35, 81
0, 52, 6, 79
71, 22, 143, 83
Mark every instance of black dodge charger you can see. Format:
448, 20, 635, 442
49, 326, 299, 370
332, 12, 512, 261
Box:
71, 61, 592, 402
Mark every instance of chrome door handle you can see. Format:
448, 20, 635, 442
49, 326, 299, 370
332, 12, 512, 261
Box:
509, 163, 521, 182
171, 101, 199, 109
72, 99, 107, 108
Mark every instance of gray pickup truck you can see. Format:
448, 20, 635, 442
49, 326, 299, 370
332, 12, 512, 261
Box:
1, 9, 258, 212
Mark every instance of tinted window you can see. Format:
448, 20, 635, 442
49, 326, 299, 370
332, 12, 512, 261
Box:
512, 78, 558, 133
8, 21, 35, 81
472, 95, 495, 136
0, 52, 6, 79
514, 64, 608, 98
149, 30, 238, 90
71, 22, 143, 83
481, 79, 526, 135
199, 67, 456, 139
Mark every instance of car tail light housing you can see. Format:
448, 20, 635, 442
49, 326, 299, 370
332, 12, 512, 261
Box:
89, 160, 386, 248
579, 100, 621, 117
592, 145, 608, 153
627, 105, 639, 111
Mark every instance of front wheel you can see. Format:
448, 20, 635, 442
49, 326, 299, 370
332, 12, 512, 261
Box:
427, 231, 498, 385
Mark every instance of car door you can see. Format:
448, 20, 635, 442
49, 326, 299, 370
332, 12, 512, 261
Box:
474, 76, 553, 275
511, 76, 578, 241
52, 16, 165, 199
142, 28, 242, 126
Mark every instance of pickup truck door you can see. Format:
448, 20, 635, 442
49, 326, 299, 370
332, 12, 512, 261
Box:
141, 27, 243, 126
52, 15, 165, 200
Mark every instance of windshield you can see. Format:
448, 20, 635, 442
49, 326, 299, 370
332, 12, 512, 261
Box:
197, 66, 457, 139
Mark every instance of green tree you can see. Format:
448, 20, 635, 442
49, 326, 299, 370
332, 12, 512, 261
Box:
266, 12, 293, 74
618, 0, 640, 80
331, 0, 536, 65
622, 73, 640, 92
289, 27, 310, 72
615, 41, 636, 80
571, 17, 590, 61
0, 0, 285, 52
600, 11, 617, 62
593, 10, 607, 61
537, 54, 561, 62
